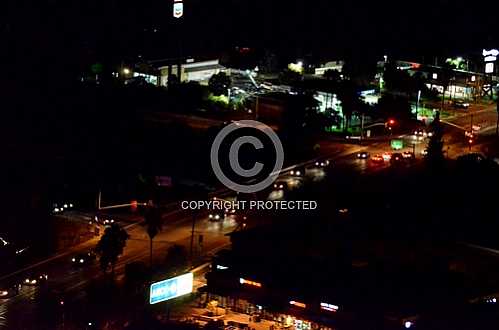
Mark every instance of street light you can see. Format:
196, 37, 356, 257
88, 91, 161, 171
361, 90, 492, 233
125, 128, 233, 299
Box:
123, 68, 131, 75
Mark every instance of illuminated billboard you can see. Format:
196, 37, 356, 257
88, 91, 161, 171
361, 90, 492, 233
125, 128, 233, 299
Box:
173, 1, 184, 18
149, 273, 193, 304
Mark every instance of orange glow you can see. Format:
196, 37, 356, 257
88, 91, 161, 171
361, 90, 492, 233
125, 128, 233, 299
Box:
289, 300, 307, 308
240, 278, 262, 288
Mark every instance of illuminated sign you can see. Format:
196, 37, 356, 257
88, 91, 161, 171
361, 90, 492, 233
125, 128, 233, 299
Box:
289, 300, 306, 308
483, 49, 499, 57
484, 56, 497, 62
173, 1, 183, 18
239, 278, 262, 288
216, 265, 228, 270
149, 273, 193, 304
485, 62, 495, 74
320, 302, 339, 312
391, 139, 404, 150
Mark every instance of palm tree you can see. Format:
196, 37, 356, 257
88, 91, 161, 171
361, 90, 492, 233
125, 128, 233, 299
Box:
95, 224, 129, 276
144, 205, 162, 268
440, 63, 454, 111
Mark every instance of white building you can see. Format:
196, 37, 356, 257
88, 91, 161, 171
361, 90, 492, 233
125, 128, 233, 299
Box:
314, 61, 344, 76
158, 59, 227, 86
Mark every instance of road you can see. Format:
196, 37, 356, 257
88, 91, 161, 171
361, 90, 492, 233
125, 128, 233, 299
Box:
0, 123, 492, 329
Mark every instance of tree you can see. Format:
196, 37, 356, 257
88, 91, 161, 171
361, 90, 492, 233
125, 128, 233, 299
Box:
279, 69, 302, 86
323, 69, 341, 82
144, 205, 162, 268
377, 94, 413, 120
95, 224, 129, 275
439, 63, 454, 109
425, 112, 445, 167
336, 80, 362, 131
164, 244, 188, 275
208, 72, 231, 96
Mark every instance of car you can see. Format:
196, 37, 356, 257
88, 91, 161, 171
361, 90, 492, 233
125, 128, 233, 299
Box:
382, 152, 392, 161
314, 159, 331, 168
390, 153, 404, 165
289, 166, 305, 177
357, 152, 370, 160
273, 180, 289, 191
71, 251, 96, 267
23, 273, 48, 286
371, 154, 384, 164
0, 285, 19, 299
453, 100, 470, 109
209, 212, 225, 221
402, 151, 415, 160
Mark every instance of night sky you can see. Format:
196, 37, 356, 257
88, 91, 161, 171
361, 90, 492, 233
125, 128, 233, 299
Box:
3, 0, 499, 81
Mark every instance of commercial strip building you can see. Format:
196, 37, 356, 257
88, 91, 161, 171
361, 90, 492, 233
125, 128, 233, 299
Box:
202, 219, 499, 330
122, 58, 227, 87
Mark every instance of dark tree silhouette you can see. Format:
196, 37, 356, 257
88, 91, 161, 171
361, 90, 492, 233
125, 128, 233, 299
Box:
144, 205, 162, 268
208, 72, 231, 96
439, 63, 454, 109
95, 224, 129, 275
323, 69, 341, 82
425, 112, 445, 167
164, 244, 188, 275
336, 80, 362, 131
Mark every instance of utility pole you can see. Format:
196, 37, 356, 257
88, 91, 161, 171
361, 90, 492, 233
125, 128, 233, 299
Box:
190, 210, 196, 265
360, 113, 365, 143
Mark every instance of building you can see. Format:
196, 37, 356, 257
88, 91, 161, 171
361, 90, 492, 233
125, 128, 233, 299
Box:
204, 217, 499, 330
157, 59, 227, 86
314, 61, 344, 76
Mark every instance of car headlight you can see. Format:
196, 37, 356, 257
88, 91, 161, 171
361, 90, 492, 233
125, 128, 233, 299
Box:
0, 291, 8, 296
290, 171, 295, 175
296, 171, 301, 176
80, 259, 84, 263
72, 258, 76, 262
215, 215, 220, 220
209, 214, 213, 219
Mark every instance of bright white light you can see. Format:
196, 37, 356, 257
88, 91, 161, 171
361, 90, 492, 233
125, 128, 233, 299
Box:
54, 208, 60, 212
63, 204, 68, 208
69, 203, 73, 208
471, 75, 476, 82
123, 68, 130, 75
72, 258, 76, 262
483, 49, 499, 57
432, 73, 438, 79
79, 259, 84, 263
486, 62, 494, 74
404, 321, 413, 329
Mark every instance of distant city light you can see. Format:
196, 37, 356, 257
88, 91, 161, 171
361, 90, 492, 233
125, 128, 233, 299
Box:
289, 300, 307, 308
239, 278, 262, 288
482, 49, 499, 57
320, 302, 339, 312
485, 62, 494, 74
